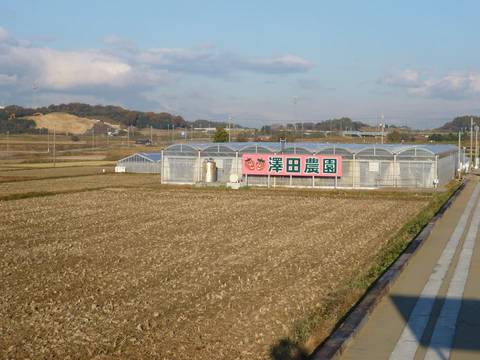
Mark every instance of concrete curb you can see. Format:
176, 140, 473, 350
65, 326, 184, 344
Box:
309, 181, 467, 360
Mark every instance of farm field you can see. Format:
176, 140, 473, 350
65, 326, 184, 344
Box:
0, 173, 160, 198
0, 165, 114, 183
0, 160, 115, 169
0, 184, 428, 359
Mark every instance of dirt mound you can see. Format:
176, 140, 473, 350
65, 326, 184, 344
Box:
24, 112, 120, 134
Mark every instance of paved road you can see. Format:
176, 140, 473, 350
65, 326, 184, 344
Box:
340, 178, 480, 360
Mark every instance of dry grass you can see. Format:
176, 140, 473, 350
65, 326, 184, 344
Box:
0, 166, 117, 183
0, 173, 159, 198
24, 112, 98, 134
23, 112, 120, 134
2, 161, 115, 169
0, 187, 426, 359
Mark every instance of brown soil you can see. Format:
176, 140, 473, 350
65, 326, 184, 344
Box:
0, 187, 425, 359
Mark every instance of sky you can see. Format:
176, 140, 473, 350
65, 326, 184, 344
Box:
1, 0, 480, 128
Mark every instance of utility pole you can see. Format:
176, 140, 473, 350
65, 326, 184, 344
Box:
381, 113, 385, 144
53, 126, 56, 168
150, 125, 153, 144
293, 96, 298, 139
32, 82, 38, 109
458, 130, 462, 174
475, 125, 479, 169
171, 125, 175, 143
127, 126, 130, 147
228, 116, 232, 142
470, 117, 474, 169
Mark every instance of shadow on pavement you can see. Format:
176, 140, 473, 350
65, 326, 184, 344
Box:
391, 294, 480, 358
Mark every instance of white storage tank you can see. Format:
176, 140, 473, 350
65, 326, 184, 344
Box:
205, 159, 217, 183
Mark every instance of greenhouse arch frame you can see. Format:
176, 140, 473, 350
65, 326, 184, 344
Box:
154, 142, 462, 189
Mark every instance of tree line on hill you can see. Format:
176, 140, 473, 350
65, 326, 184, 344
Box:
192, 119, 241, 129
0, 109, 41, 134
260, 117, 368, 133
2, 102, 480, 135
4, 103, 187, 130
439, 115, 480, 131
1, 103, 245, 134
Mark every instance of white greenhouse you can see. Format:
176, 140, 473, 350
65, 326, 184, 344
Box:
117, 142, 464, 189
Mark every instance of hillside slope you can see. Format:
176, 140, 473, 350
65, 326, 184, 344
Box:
23, 112, 120, 134
7, 103, 187, 130
439, 115, 480, 131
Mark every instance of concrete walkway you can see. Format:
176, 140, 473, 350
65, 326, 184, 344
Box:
340, 178, 480, 360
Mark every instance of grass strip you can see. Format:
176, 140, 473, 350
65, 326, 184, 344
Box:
0, 184, 152, 201
0, 187, 110, 201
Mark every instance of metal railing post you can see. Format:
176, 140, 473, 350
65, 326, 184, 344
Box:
393, 154, 397, 187
160, 150, 164, 184
197, 150, 201, 182
235, 151, 239, 177
352, 154, 356, 188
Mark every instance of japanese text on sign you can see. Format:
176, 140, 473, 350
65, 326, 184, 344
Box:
242, 154, 342, 177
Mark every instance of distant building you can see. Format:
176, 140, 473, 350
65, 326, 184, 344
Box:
342, 130, 385, 137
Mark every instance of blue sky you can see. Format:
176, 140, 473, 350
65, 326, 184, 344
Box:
1, 0, 480, 128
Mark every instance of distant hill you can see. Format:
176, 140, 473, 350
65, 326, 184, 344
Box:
23, 112, 121, 135
5, 103, 187, 130
314, 117, 368, 131
439, 115, 480, 131
3, 103, 242, 133
192, 119, 242, 129
280, 117, 369, 131
0, 110, 38, 134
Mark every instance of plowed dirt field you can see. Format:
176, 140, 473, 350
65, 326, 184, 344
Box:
0, 187, 426, 359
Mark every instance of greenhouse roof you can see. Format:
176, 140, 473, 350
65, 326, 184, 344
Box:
118, 152, 162, 162
163, 142, 458, 156
140, 152, 162, 162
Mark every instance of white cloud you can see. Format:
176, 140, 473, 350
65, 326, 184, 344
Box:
135, 48, 313, 75
32, 49, 131, 89
381, 69, 421, 88
103, 34, 137, 51
382, 69, 480, 100
1, 43, 145, 91
241, 54, 313, 74
0, 27, 8, 42
410, 73, 480, 99
0, 28, 313, 106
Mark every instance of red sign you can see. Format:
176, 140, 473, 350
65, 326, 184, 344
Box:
242, 154, 342, 177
